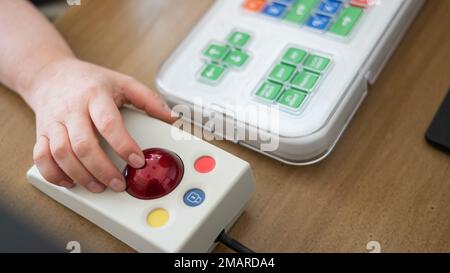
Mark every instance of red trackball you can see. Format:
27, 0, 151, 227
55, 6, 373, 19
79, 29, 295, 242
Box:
124, 148, 184, 200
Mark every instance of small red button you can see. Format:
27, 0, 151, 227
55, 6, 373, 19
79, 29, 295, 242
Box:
194, 156, 216, 174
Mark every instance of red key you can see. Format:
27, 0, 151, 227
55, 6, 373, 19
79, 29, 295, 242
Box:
350, 0, 376, 8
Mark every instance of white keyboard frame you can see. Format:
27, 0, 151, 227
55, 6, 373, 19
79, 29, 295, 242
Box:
157, 0, 425, 165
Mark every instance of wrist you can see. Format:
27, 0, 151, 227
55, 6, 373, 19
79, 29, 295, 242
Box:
21, 55, 79, 111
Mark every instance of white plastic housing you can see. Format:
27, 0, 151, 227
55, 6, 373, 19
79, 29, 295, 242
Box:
157, 0, 425, 165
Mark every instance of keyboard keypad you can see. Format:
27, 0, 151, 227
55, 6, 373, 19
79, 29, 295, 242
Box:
199, 30, 252, 85
253, 46, 332, 113
242, 0, 372, 38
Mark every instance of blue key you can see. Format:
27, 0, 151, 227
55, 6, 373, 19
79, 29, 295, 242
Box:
318, 0, 342, 15
274, 0, 296, 5
306, 14, 332, 30
263, 2, 287, 18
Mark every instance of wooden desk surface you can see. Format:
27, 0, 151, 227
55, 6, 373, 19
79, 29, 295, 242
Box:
0, 0, 449, 253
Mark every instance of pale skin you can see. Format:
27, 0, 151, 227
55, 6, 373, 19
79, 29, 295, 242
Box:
0, 0, 176, 193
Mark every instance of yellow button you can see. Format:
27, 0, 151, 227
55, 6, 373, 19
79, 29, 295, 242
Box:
147, 208, 170, 228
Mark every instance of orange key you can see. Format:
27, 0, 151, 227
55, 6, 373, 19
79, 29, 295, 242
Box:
242, 0, 267, 12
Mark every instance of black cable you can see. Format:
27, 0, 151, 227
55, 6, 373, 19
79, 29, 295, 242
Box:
216, 230, 255, 253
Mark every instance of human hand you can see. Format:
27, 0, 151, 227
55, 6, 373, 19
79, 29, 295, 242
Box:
26, 57, 175, 193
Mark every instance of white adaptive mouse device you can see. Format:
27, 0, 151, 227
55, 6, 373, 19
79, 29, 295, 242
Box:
27, 107, 256, 253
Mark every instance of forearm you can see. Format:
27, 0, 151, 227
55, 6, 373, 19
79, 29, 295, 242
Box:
0, 0, 75, 104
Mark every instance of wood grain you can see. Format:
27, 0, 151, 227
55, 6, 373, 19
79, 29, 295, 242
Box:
0, 0, 449, 253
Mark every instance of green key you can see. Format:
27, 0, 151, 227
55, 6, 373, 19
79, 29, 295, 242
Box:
285, 0, 319, 24
290, 71, 320, 92
200, 63, 226, 82
329, 6, 363, 37
203, 43, 229, 61
255, 81, 283, 101
269, 63, 296, 83
281, 48, 308, 65
277, 88, 307, 109
303, 54, 331, 73
227, 31, 251, 48
223, 50, 249, 68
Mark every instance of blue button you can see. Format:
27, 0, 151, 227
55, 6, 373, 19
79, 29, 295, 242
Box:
183, 189, 205, 207
318, 0, 342, 15
306, 14, 332, 30
263, 2, 287, 18
274, 0, 295, 5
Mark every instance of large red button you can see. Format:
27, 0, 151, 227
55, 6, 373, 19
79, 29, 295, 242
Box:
124, 148, 184, 200
194, 156, 216, 174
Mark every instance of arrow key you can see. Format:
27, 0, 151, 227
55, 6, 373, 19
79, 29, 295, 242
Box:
203, 43, 229, 61
223, 50, 250, 69
200, 63, 226, 84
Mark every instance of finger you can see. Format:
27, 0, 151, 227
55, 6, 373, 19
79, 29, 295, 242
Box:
33, 135, 74, 189
88, 93, 145, 169
65, 114, 127, 192
119, 76, 177, 123
48, 122, 105, 193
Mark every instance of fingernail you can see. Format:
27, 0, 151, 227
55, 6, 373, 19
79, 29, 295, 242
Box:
87, 181, 105, 193
163, 103, 179, 121
129, 153, 145, 168
60, 181, 74, 189
110, 178, 126, 192
163, 103, 172, 113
